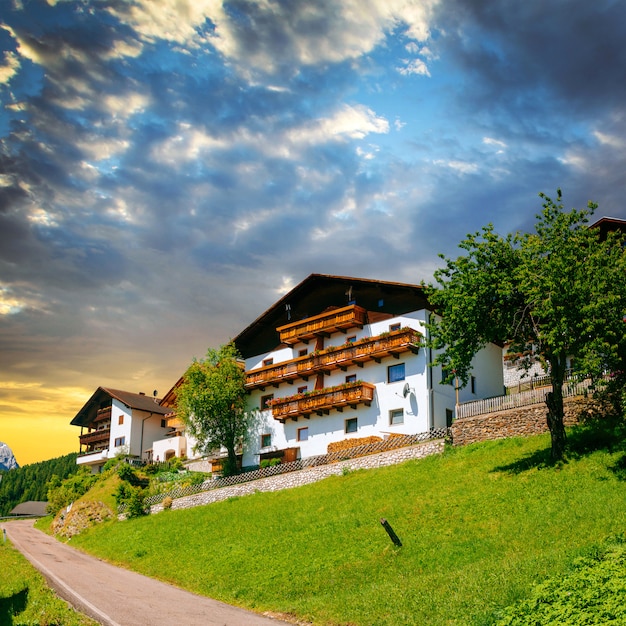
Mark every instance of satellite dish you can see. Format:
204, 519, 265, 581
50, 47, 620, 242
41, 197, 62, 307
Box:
402, 382, 411, 398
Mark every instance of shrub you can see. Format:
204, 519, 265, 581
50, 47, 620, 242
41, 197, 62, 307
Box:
162, 496, 173, 510
125, 487, 147, 519
117, 463, 136, 482
47, 469, 98, 515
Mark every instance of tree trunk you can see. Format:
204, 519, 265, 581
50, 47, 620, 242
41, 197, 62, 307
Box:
223, 444, 239, 477
546, 358, 567, 461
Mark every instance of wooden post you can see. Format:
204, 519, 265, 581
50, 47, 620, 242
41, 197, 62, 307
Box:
380, 518, 402, 547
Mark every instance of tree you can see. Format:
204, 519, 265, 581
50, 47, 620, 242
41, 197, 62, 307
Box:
175, 341, 250, 476
427, 190, 626, 460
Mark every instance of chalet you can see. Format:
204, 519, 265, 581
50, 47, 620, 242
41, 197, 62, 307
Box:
71, 388, 171, 473
233, 274, 503, 467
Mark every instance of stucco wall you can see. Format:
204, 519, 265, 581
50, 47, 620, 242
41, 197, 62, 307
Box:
450, 396, 597, 447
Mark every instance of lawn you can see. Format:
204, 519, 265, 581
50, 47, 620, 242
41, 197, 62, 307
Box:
0, 534, 98, 626
69, 430, 626, 625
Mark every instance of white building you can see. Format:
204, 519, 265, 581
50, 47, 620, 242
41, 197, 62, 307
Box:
234, 274, 504, 467
71, 388, 172, 473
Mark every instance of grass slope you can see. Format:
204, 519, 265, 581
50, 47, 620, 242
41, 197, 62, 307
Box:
0, 537, 98, 626
69, 433, 626, 625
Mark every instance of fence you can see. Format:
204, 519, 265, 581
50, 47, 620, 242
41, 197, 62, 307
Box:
456, 377, 593, 420
137, 429, 448, 510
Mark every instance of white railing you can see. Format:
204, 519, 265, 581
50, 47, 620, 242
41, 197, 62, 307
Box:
456, 377, 593, 420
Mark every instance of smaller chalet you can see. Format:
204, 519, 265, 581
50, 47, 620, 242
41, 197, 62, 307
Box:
70, 388, 171, 473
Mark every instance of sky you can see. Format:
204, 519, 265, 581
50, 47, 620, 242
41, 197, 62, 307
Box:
1, 0, 626, 466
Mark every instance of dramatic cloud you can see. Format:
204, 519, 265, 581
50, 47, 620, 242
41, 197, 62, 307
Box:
1, 0, 625, 464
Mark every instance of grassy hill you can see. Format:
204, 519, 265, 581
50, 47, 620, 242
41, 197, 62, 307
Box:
63, 428, 626, 625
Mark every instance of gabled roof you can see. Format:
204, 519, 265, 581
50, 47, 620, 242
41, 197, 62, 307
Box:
10, 501, 48, 516
71, 387, 170, 427
234, 274, 430, 359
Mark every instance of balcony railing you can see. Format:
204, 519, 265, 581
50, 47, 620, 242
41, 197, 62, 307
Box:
276, 304, 367, 345
94, 406, 112, 422
79, 428, 111, 447
270, 381, 376, 421
246, 327, 422, 390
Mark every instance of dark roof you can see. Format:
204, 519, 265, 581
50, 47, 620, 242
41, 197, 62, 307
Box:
71, 387, 170, 427
10, 501, 48, 516
589, 216, 626, 241
233, 274, 430, 359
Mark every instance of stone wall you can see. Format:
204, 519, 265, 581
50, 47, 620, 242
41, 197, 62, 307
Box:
150, 439, 444, 514
450, 396, 597, 447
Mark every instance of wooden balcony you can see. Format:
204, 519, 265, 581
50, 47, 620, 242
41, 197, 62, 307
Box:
94, 406, 111, 422
246, 327, 421, 390
270, 381, 376, 422
79, 428, 111, 448
277, 304, 367, 345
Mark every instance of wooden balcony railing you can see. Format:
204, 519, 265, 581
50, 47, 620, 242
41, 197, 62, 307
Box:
270, 381, 376, 422
79, 428, 111, 447
246, 327, 421, 390
94, 406, 111, 422
276, 304, 367, 345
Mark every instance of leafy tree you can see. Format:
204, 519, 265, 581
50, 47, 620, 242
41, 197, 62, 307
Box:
0, 452, 79, 516
175, 341, 251, 476
427, 190, 626, 460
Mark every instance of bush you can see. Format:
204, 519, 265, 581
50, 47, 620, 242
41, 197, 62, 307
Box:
260, 458, 281, 469
47, 469, 98, 515
162, 496, 173, 510
117, 463, 136, 482
125, 487, 147, 519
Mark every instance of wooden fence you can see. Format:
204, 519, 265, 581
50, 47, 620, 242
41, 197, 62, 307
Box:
134, 429, 448, 510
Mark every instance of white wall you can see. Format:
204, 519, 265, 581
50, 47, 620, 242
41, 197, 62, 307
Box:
109, 399, 133, 455
242, 309, 503, 466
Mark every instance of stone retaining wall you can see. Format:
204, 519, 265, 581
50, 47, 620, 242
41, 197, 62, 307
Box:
150, 439, 444, 514
450, 396, 597, 447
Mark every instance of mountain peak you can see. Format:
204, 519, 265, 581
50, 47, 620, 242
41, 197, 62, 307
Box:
0, 442, 19, 471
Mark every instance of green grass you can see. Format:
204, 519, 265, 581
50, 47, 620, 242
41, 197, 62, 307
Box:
0, 535, 98, 626
68, 432, 626, 625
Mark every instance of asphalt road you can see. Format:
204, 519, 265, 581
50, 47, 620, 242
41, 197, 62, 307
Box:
3, 519, 292, 626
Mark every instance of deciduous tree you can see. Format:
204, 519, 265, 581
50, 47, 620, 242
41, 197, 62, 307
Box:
427, 190, 626, 460
175, 342, 250, 476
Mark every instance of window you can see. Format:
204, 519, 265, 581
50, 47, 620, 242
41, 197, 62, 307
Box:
347, 335, 357, 343
345, 418, 358, 434
118, 415, 124, 425
161, 419, 167, 428
114, 436, 125, 447
263, 358, 273, 367
297, 385, 308, 394
389, 323, 401, 332
260, 394, 274, 410
446, 409, 454, 427
389, 409, 404, 425
345, 374, 357, 384
388, 363, 405, 383
442, 367, 454, 386
471, 376, 476, 394
297, 427, 308, 442
261, 434, 271, 448
298, 348, 308, 357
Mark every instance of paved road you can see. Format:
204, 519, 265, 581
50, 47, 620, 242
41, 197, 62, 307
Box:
3, 519, 291, 626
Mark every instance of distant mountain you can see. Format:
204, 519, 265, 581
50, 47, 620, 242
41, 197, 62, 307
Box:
0, 442, 19, 471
